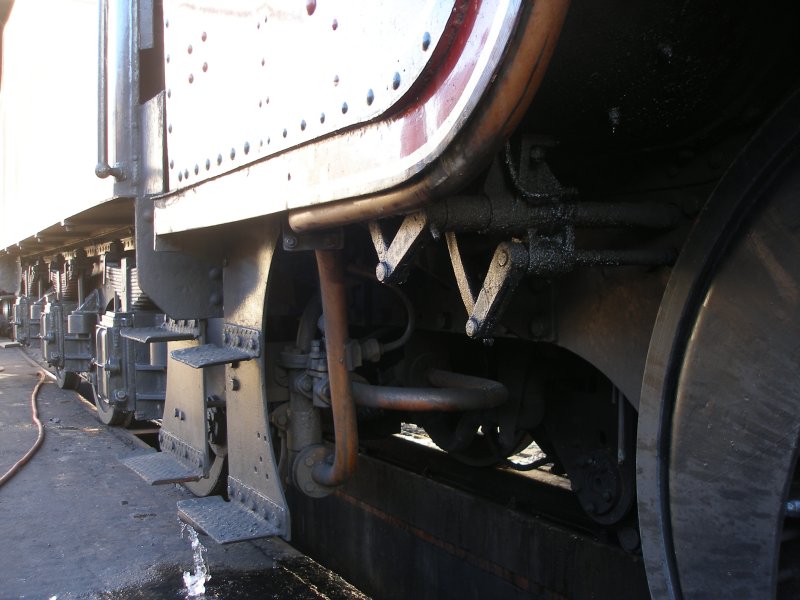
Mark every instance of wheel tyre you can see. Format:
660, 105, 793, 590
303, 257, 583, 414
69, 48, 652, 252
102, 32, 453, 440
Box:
92, 385, 134, 427
637, 91, 800, 599
55, 368, 80, 391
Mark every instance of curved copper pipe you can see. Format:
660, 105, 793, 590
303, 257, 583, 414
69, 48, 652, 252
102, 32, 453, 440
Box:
312, 249, 358, 487
288, 0, 571, 232
351, 368, 508, 412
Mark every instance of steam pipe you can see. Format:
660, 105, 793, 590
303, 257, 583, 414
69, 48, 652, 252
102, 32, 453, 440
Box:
351, 368, 508, 412
312, 249, 358, 487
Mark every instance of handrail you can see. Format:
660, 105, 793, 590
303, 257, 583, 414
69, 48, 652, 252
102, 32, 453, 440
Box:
95, 0, 123, 181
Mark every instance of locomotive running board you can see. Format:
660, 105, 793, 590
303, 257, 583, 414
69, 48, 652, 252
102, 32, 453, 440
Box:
120, 448, 202, 484
177, 478, 285, 544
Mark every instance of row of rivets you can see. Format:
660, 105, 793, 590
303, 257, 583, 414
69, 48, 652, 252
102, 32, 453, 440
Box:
166, 10, 432, 185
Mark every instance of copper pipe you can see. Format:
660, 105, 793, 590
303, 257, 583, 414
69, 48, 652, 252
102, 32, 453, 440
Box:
351, 368, 507, 412
287, 0, 571, 232
312, 249, 358, 487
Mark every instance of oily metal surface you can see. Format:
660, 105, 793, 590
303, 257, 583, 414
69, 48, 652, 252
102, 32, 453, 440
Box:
290, 438, 649, 600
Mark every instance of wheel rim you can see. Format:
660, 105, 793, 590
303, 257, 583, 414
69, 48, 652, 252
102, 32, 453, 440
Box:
637, 91, 800, 599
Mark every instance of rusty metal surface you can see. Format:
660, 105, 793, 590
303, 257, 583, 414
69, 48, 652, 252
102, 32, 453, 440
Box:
351, 369, 507, 412
153, 0, 545, 235
312, 249, 358, 487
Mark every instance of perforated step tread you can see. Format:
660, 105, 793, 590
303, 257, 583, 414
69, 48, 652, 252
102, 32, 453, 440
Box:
177, 496, 281, 544
170, 344, 254, 368
120, 450, 202, 485
120, 327, 198, 343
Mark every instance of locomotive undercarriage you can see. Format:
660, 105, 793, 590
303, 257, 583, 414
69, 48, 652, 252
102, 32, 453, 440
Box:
6, 86, 800, 594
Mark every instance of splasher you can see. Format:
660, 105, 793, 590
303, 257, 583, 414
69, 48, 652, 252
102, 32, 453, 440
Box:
181, 522, 211, 597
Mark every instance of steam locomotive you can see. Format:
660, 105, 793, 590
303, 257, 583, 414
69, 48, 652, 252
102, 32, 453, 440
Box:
1, 0, 799, 597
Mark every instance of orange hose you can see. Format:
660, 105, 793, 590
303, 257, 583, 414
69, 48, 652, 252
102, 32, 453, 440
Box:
0, 370, 47, 488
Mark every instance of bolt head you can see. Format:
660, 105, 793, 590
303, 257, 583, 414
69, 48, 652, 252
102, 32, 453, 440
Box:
497, 250, 508, 267
375, 261, 390, 282
465, 318, 479, 338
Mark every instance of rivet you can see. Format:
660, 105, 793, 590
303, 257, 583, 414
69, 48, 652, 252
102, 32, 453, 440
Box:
202, 62, 208, 72
333, 74, 339, 86
422, 32, 431, 51
168, 124, 173, 133
183, 169, 189, 179
392, 72, 401, 90
332, 19, 338, 31
284, 235, 297, 249
287, 173, 292, 181
244, 141, 250, 154
366, 89, 374, 105
230, 148, 236, 159
261, 58, 265, 67
194, 164, 199, 175
205, 159, 211, 170
259, 139, 264, 147
257, 431, 261, 438
320, 112, 326, 124
165, 19, 169, 28
217, 154, 223, 165
300, 120, 307, 131
259, 100, 262, 108
267, 137, 271, 145
282, 128, 288, 138
178, 172, 183, 182
201, 32, 207, 42
169, 160, 174, 169
498, 250, 508, 267
187, 44, 193, 54
306, 0, 316, 16
167, 89, 171, 98
341, 102, 348, 114
265, 96, 270, 104
188, 73, 194, 84
166, 54, 170, 63
257, 21, 261, 30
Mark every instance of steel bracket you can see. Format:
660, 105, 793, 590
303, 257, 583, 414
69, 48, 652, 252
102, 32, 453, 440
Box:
369, 212, 429, 284
282, 223, 343, 253
446, 233, 529, 340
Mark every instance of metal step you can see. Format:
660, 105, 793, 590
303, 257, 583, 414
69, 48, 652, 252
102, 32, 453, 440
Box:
120, 450, 202, 485
170, 344, 255, 368
169, 323, 261, 368
177, 495, 281, 544
120, 326, 198, 343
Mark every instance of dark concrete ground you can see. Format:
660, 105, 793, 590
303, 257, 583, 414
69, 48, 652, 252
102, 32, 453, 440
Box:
0, 344, 367, 599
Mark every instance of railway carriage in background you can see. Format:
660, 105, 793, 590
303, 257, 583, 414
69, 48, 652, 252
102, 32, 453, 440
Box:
1, 0, 799, 597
